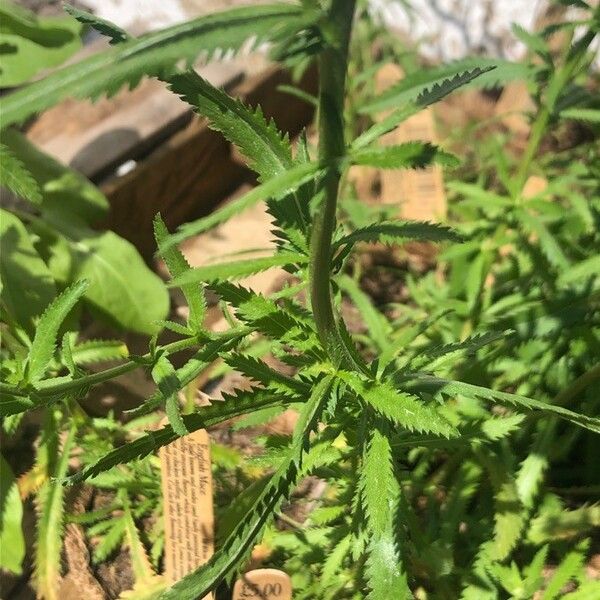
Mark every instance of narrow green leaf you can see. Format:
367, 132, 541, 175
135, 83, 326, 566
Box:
0, 456, 25, 574
339, 371, 457, 437
528, 505, 600, 544
28, 280, 88, 384
558, 255, 600, 286
542, 541, 588, 600
66, 386, 293, 485
0, 142, 41, 203
0, 4, 304, 128
410, 376, 600, 434
170, 252, 307, 287
559, 108, 600, 122
154, 215, 205, 332
151, 355, 188, 436
360, 60, 527, 114
63, 4, 130, 44
354, 67, 498, 150
360, 426, 410, 599
167, 69, 293, 181
71, 339, 129, 365
350, 142, 459, 170
34, 419, 76, 600
334, 220, 461, 250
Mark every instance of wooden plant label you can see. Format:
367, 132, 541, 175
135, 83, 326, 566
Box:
159, 426, 214, 597
375, 64, 447, 221
232, 568, 292, 600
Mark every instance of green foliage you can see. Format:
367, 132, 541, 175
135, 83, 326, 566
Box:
1, 129, 169, 335
0, 0, 82, 87
0, 143, 42, 204
1, 2, 599, 599
0, 4, 305, 128
27, 279, 88, 384
360, 425, 409, 599
0, 455, 25, 574
360, 58, 533, 114
34, 413, 76, 600
0, 208, 56, 334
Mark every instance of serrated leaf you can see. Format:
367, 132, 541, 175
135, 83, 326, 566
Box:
154, 215, 205, 332
66, 386, 293, 485
210, 280, 313, 340
339, 371, 457, 437
560, 107, 600, 122
224, 353, 308, 395
27, 280, 88, 384
122, 496, 156, 583
0, 456, 25, 574
334, 220, 462, 250
63, 4, 129, 44
71, 339, 129, 365
167, 69, 293, 181
409, 376, 600, 434
0, 392, 35, 418
354, 67, 499, 150
360, 60, 529, 114
350, 142, 459, 170
0, 142, 41, 203
0, 4, 304, 128
151, 355, 188, 436
169, 252, 307, 287
528, 505, 600, 544
558, 255, 600, 286
542, 540, 588, 600
360, 426, 410, 599
34, 419, 76, 600
126, 335, 243, 419
160, 161, 322, 251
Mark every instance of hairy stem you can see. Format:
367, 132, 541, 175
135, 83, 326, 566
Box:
310, 0, 356, 366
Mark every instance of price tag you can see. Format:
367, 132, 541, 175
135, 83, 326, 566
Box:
160, 427, 214, 598
375, 64, 447, 221
232, 568, 292, 600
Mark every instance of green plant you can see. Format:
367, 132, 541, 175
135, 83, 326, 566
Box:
1, 1, 599, 599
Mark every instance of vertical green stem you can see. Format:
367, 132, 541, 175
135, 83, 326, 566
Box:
515, 27, 597, 190
310, 0, 356, 365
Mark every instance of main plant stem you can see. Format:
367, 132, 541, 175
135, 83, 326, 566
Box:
310, 0, 356, 366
